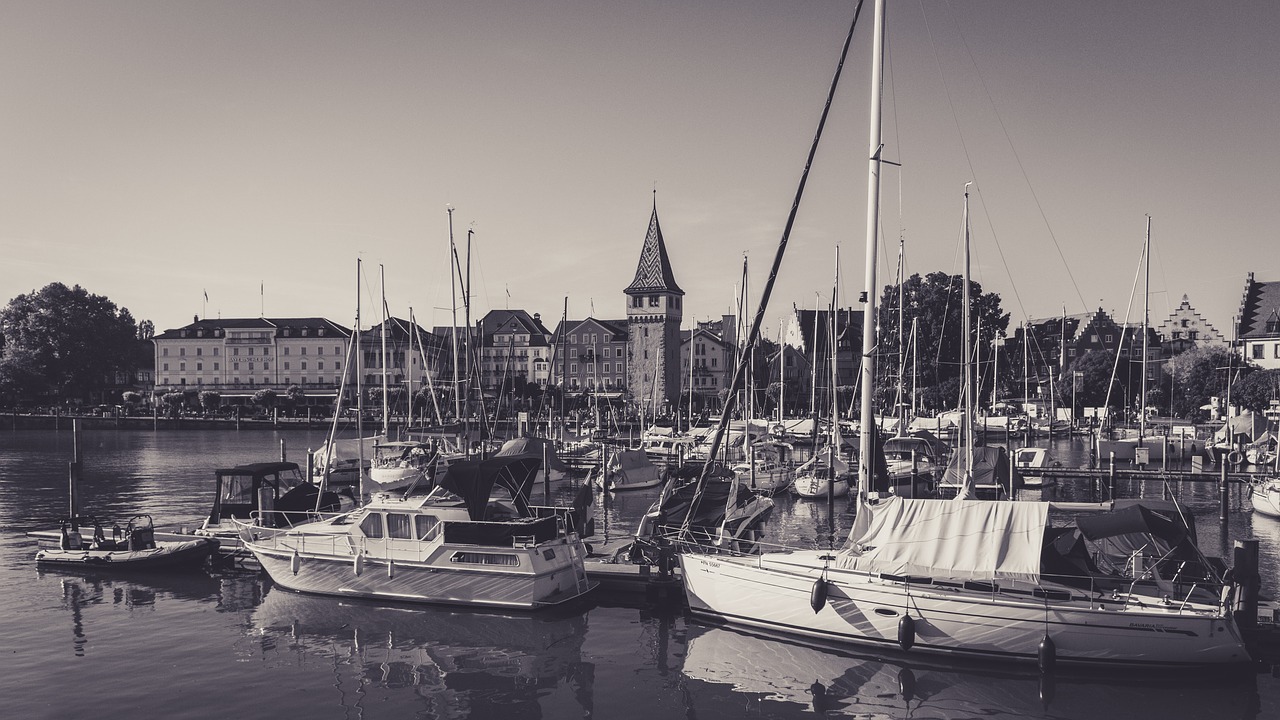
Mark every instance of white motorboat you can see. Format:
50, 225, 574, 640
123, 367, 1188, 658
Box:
1013, 446, 1056, 488
197, 461, 353, 552
682, 498, 1250, 668
240, 455, 596, 609
731, 440, 795, 496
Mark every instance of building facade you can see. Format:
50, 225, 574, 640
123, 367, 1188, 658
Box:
554, 317, 629, 393
1237, 273, 1280, 370
1156, 294, 1226, 353
152, 317, 351, 406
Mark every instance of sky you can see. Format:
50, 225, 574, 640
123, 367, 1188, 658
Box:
3, 0, 1278, 342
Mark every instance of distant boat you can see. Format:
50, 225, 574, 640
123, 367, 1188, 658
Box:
1013, 446, 1056, 488
604, 449, 665, 491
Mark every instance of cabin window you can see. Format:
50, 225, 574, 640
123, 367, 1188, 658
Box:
221, 475, 254, 504
415, 515, 440, 540
451, 552, 519, 566
386, 513, 414, 539
360, 513, 384, 538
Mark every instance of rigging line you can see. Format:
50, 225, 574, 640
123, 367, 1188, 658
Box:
971, 174, 1030, 324
1099, 239, 1147, 416
680, 0, 867, 535
941, 0, 1089, 315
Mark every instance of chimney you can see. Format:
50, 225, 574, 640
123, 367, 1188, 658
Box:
194, 314, 199, 323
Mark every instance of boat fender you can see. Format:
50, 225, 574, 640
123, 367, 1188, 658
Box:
290, 550, 300, 575
1038, 633, 1056, 675
897, 614, 916, 652
353, 552, 365, 576
810, 577, 829, 613
1228, 450, 1244, 466
897, 668, 916, 702
1038, 674, 1056, 708
387, 559, 395, 579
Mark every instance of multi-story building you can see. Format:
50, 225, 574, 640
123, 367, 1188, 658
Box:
152, 316, 350, 407
624, 201, 684, 416
679, 317, 736, 411
475, 310, 554, 392
1236, 273, 1280, 370
554, 317, 628, 394
1156, 294, 1226, 352
360, 317, 446, 403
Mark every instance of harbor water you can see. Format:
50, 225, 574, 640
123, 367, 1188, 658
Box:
2, 427, 1279, 719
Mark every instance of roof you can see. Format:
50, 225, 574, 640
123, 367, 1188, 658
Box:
1238, 274, 1280, 339
479, 309, 553, 340
155, 317, 351, 340
624, 202, 684, 296
552, 317, 628, 342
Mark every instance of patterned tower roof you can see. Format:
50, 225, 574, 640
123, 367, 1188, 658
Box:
625, 202, 684, 296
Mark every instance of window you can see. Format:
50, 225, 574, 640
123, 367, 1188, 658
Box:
234, 348, 240, 356
213, 348, 219, 356
570, 349, 578, 359
334, 361, 341, 371
263, 362, 269, 371
301, 361, 307, 370
571, 363, 578, 374
616, 348, 623, 358
451, 552, 518, 566
213, 362, 219, 370
284, 362, 290, 370
649, 295, 659, 307
233, 362, 240, 370
334, 346, 340, 355
196, 348, 202, 356
318, 361, 324, 370
1181, 319, 1189, 327
196, 362, 203, 371
247, 347, 254, 356
284, 347, 290, 355
360, 513, 384, 538
1274, 344, 1280, 359
1189, 331, 1198, 340
301, 347, 307, 355
162, 363, 169, 371
180, 348, 186, 357
162, 348, 169, 356
317, 347, 323, 355
415, 515, 440, 539
386, 513, 413, 539
1254, 344, 1265, 359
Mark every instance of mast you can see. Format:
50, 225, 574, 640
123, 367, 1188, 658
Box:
380, 264, 389, 437
831, 247, 841, 472
447, 206, 461, 422
355, 258, 365, 496
962, 184, 974, 485
895, 234, 906, 436
856, 0, 886, 502
1138, 215, 1151, 446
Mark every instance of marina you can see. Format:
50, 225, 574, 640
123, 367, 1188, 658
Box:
5, 426, 1280, 718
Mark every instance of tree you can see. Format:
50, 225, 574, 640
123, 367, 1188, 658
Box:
200, 390, 222, 414
877, 271, 1010, 395
1230, 368, 1279, 414
1056, 350, 1126, 414
0, 283, 138, 402
253, 388, 278, 412
1163, 346, 1237, 420
137, 320, 155, 340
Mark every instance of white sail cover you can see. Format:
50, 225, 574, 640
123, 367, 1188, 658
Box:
837, 497, 1047, 583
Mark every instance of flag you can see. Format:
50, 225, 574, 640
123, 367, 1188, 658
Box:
203, 289, 208, 302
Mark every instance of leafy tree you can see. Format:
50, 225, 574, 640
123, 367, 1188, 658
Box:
137, 320, 155, 340
0, 283, 138, 401
1163, 346, 1236, 420
253, 388, 278, 409
1230, 368, 1279, 413
877, 271, 1010, 394
1055, 350, 1128, 414
200, 390, 222, 413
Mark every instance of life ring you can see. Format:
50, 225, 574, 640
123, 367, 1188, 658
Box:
1227, 450, 1244, 466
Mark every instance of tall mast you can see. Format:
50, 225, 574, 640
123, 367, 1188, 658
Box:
380, 264, 389, 437
895, 234, 905, 436
962, 184, 974, 483
856, 0, 887, 502
1139, 215, 1151, 446
355, 258, 365, 496
447, 206, 461, 422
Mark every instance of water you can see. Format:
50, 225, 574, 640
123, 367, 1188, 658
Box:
2, 428, 1279, 719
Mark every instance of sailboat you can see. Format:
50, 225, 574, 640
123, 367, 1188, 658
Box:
793, 251, 851, 499
679, 0, 1250, 669
1096, 218, 1167, 463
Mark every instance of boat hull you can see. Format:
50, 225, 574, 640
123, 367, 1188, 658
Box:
36, 538, 218, 571
680, 551, 1249, 668
1251, 480, 1280, 519
250, 538, 594, 610
793, 475, 849, 498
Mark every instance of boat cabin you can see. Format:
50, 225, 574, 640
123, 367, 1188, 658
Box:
207, 461, 343, 530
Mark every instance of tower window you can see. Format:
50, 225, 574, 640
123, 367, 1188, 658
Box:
649, 295, 659, 307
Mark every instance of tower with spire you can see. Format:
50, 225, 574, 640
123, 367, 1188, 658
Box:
625, 198, 684, 416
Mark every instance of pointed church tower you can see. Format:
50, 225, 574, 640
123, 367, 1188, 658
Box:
625, 199, 684, 415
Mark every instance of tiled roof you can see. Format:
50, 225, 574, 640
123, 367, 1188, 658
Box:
154, 317, 350, 339
1238, 275, 1280, 339
624, 203, 683, 295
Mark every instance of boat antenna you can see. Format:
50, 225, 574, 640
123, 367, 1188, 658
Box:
679, 0, 868, 536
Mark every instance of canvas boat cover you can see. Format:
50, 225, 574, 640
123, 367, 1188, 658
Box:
313, 434, 387, 472
940, 445, 1016, 490
494, 436, 569, 471
607, 449, 662, 486
837, 496, 1048, 583
1214, 411, 1266, 444
437, 456, 541, 521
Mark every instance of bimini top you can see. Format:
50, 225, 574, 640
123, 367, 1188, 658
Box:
837, 497, 1048, 583
436, 456, 541, 521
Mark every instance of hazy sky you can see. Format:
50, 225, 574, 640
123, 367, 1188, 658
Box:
3, 1, 1277, 341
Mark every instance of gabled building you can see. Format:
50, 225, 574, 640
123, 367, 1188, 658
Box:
624, 200, 685, 415
680, 319, 735, 411
788, 307, 863, 414
1156, 294, 1226, 353
152, 316, 351, 406
1236, 273, 1280, 370
553, 317, 629, 394
475, 309, 554, 391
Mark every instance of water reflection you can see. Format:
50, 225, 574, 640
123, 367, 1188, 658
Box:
248, 586, 594, 718
681, 623, 1262, 719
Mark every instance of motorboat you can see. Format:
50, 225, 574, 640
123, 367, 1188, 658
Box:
880, 435, 944, 496
639, 428, 698, 467
681, 498, 1251, 668
36, 515, 217, 571
1013, 446, 1056, 488
239, 455, 597, 609
197, 461, 352, 552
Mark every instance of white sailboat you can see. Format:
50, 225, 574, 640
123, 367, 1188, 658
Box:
679, 0, 1250, 669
